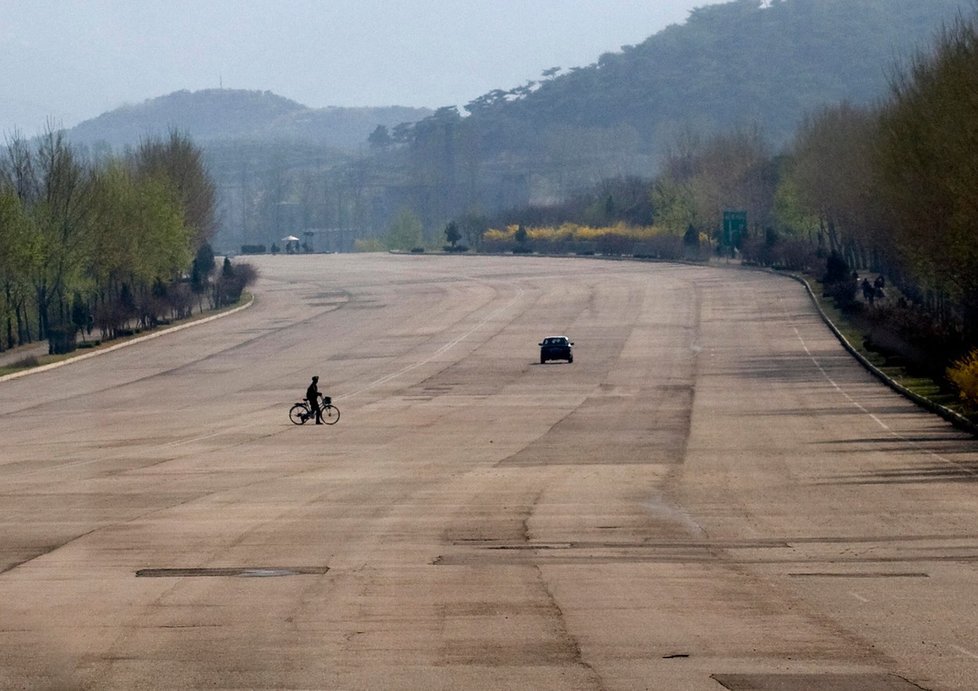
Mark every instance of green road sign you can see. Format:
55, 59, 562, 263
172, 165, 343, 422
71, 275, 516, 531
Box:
722, 210, 747, 247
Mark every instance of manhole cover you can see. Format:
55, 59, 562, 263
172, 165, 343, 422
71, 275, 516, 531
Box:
788, 572, 928, 579
712, 673, 926, 690
136, 566, 329, 578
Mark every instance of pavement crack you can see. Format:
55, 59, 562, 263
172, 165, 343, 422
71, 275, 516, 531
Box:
0, 527, 101, 575
534, 563, 605, 690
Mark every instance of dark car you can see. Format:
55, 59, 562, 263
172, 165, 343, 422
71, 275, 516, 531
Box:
539, 336, 574, 363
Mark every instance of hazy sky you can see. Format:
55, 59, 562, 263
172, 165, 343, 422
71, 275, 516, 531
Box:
1, 0, 729, 135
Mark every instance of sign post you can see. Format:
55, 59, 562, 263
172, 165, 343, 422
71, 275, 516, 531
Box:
722, 210, 747, 257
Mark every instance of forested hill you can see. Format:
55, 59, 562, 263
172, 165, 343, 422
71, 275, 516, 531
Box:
352, 0, 970, 239
66, 89, 432, 151
57, 0, 973, 253
448, 0, 968, 153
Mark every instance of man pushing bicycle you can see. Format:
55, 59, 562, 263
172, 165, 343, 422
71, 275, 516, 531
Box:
289, 378, 339, 426
306, 375, 326, 424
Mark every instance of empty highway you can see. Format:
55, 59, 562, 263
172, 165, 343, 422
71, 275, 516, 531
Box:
1, 254, 976, 690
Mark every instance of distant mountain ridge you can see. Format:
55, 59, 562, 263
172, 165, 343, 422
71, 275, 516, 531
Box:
452, 0, 971, 154
51, 0, 976, 253
66, 89, 432, 151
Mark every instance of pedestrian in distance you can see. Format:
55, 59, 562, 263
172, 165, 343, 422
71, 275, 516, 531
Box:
306, 375, 324, 424
288, 378, 339, 426
861, 278, 875, 305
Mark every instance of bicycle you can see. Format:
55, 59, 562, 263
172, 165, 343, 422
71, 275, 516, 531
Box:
289, 394, 340, 425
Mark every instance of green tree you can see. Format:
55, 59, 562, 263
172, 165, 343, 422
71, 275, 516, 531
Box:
1, 127, 220, 347
30, 128, 98, 346
130, 130, 217, 250
89, 162, 192, 334
0, 189, 37, 347
385, 209, 423, 250
876, 14, 978, 335
786, 103, 885, 267
514, 223, 528, 244
454, 212, 489, 249
191, 242, 216, 310
444, 220, 461, 248
215, 258, 258, 307
368, 125, 393, 149
70, 290, 91, 340
652, 127, 776, 242
770, 169, 821, 244
651, 175, 700, 236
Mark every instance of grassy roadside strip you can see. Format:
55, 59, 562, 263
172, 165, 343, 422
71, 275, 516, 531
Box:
0, 293, 255, 382
780, 270, 978, 437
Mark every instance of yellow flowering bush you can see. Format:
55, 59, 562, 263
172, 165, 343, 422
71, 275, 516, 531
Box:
483, 223, 674, 242
948, 349, 978, 406
480, 223, 699, 259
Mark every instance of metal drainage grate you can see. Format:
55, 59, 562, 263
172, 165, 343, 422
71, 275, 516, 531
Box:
712, 673, 927, 690
788, 572, 928, 578
136, 566, 329, 578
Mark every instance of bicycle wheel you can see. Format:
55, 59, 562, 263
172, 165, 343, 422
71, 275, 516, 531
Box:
322, 404, 340, 425
289, 403, 309, 425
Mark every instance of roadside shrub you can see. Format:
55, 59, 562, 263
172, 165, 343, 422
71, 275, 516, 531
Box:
47, 326, 77, 355
168, 282, 194, 320
948, 349, 978, 406
634, 235, 684, 260
825, 281, 862, 312
742, 235, 820, 271
13, 355, 39, 369
778, 239, 820, 272
215, 260, 259, 306
820, 250, 857, 310
822, 250, 850, 284
825, 279, 859, 312
596, 234, 635, 256
354, 238, 386, 252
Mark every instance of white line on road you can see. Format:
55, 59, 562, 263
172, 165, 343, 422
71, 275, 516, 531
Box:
790, 320, 977, 478
848, 591, 869, 603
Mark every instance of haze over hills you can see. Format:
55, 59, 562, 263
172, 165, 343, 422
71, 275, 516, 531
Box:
422, 0, 969, 185
54, 0, 975, 252
65, 89, 432, 152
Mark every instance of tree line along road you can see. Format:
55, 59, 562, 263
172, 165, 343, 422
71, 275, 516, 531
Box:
0, 253, 976, 690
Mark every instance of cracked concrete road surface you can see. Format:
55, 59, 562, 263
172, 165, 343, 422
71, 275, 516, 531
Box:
1, 254, 977, 690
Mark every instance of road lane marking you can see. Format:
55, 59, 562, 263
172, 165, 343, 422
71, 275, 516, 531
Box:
849, 591, 869, 603
790, 321, 977, 479
162, 429, 228, 448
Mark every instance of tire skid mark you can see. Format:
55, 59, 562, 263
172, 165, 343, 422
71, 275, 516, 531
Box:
337, 281, 526, 401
